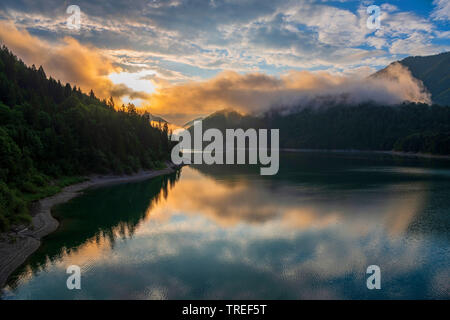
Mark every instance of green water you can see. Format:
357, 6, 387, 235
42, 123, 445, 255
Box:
2, 152, 450, 299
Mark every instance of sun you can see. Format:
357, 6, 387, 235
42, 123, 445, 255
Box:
108, 70, 157, 101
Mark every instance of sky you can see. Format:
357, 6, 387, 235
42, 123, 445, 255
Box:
0, 0, 449, 125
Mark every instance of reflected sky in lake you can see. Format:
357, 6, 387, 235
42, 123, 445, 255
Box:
2, 152, 450, 299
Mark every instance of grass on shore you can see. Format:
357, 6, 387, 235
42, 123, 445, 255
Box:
1, 161, 170, 232
0, 176, 86, 232
21, 176, 87, 203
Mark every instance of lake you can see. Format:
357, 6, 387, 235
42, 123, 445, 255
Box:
2, 152, 450, 299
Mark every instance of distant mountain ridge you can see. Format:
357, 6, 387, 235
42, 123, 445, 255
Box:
192, 103, 450, 156
376, 52, 450, 106
183, 117, 204, 129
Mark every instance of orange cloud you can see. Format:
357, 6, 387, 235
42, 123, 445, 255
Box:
146, 66, 431, 125
0, 21, 145, 102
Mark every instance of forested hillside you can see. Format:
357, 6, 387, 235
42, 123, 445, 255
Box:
268, 103, 450, 153
399, 52, 450, 106
194, 104, 450, 155
375, 52, 450, 106
0, 46, 170, 231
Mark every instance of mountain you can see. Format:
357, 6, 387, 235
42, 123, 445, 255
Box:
190, 104, 450, 153
191, 109, 262, 131
183, 117, 204, 129
375, 52, 450, 106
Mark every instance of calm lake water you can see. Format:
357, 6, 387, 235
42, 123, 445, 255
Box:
2, 152, 450, 299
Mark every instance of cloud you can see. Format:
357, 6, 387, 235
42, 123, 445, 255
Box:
0, 3, 444, 125
431, 0, 450, 21
0, 21, 147, 102
380, 4, 398, 13
285, 2, 369, 47
1, 0, 447, 82
146, 64, 431, 125
389, 32, 441, 56
367, 8, 448, 56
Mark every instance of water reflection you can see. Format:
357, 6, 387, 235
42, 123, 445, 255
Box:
5, 172, 181, 291
2, 152, 450, 299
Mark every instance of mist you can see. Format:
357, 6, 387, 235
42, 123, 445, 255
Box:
147, 63, 431, 125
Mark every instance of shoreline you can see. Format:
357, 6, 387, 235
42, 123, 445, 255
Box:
0, 162, 180, 288
282, 148, 450, 160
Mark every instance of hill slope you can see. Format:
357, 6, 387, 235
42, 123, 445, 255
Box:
0, 45, 170, 231
376, 52, 450, 106
192, 104, 450, 154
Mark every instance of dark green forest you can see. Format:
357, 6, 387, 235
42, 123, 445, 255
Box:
268, 104, 450, 153
0, 46, 170, 231
196, 104, 450, 155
